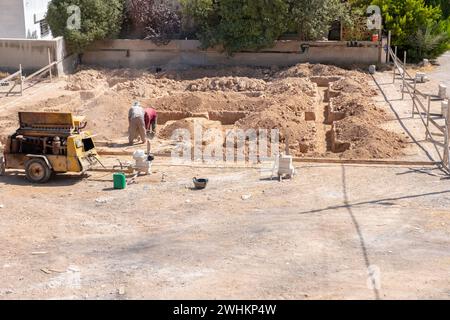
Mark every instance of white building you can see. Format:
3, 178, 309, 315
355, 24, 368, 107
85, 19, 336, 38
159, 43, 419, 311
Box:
0, 0, 52, 39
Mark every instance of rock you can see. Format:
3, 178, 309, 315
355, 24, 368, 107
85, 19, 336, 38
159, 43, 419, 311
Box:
0, 204, 4, 209
95, 197, 111, 204
241, 194, 252, 200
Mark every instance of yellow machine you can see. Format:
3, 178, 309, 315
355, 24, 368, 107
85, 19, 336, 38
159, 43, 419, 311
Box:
0, 112, 100, 183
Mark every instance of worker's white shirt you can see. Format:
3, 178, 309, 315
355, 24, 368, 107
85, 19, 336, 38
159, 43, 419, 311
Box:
129, 106, 145, 120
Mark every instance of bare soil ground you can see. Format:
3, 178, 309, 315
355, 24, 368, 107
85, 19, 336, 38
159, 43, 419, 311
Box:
1, 63, 449, 300
0, 162, 449, 299
0, 63, 408, 159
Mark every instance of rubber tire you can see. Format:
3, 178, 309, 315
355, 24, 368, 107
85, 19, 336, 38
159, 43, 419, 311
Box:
25, 158, 52, 183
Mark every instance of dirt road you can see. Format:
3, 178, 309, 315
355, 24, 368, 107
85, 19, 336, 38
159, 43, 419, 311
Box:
0, 161, 449, 300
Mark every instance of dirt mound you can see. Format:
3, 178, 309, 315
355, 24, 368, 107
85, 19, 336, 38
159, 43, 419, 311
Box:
66, 69, 106, 91
268, 78, 317, 97
159, 117, 223, 141
147, 92, 271, 113
331, 93, 386, 121
334, 117, 407, 159
163, 66, 273, 81
235, 90, 317, 155
186, 77, 267, 92
276, 63, 348, 78
331, 77, 377, 97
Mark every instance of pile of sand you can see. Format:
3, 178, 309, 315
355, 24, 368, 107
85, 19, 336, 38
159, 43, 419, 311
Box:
159, 117, 223, 142
65, 69, 106, 91
275, 63, 348, 78
331, 77, 377, 97
147, 92, 271, 113
334, 117, 407, 159
331, 93, 386, 121
267, 78, 317, 97
235, 90, 317, 155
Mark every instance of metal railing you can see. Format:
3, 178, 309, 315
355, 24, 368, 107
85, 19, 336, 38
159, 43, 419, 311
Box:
388, 45, 450, 172
0, 65, 23, 96
1, 49, 62, 98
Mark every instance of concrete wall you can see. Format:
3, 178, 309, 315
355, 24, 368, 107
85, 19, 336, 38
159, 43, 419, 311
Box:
82, 39, 384, 69
0, 37, 75, 75
0, 0, 26, 38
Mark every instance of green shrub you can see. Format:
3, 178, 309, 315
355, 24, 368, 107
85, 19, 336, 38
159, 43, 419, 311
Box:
353, 0, 449, 60
46, 0, 124, 53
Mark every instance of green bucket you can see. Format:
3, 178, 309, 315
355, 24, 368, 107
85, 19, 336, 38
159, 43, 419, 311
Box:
113, 173, 127, 190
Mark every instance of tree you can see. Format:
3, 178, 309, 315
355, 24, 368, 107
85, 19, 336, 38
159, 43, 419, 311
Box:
46, 0, 124, 53
181, 0, 289, 54
353, 0, 449, 59
287, 0, 352, 41
355, 0, 442, 46
125, 0, 181, 44
425, 0, 450, 18
408, 21, 449, 59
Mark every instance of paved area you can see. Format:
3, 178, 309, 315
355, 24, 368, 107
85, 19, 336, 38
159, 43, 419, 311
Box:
429, 51, 450, 89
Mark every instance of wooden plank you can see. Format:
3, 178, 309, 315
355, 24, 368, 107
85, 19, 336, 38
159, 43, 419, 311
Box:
96, 150, 438, 167
292, 158, 439, 166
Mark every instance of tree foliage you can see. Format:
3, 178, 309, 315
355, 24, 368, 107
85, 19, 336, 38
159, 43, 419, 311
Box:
46, 0, 124, 53
181, 0, 290, 54
353, 0, 449, 59
181, 0, 351, 53
125, 0, 181, 44
287, 0, 352, 41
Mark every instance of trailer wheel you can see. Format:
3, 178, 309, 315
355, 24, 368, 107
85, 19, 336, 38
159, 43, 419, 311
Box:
0, 156, 5, 176
25, 158, 52, 183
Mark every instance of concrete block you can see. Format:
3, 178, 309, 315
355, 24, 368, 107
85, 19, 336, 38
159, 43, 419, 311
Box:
442, 101, 448, 118
415, 72, 426, 83
438, 84, 447, 99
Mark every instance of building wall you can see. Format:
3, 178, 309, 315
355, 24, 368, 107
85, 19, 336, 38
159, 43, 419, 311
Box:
0, 0, 26, 38
23, 0, 52, 39
0, 0, 52, 39
82, 39, 384, 69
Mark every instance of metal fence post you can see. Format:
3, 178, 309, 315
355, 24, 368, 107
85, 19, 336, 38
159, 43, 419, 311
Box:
426, 95, 431, 140
402, 51, 407, 100
387, 31, 391, 63
445, 98, 450, 171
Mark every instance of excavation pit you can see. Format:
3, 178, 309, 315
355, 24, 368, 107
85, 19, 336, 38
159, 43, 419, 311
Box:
0, 63, 407, 160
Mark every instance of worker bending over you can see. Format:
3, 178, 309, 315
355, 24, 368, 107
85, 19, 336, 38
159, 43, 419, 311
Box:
145, 107, 158, 137
128, 101, 147, 145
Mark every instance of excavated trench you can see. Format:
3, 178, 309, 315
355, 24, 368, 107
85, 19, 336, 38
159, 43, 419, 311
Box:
156, 76, 353, 156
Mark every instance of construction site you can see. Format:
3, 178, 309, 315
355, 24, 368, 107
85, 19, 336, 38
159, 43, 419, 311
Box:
1, 45, 450, 299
